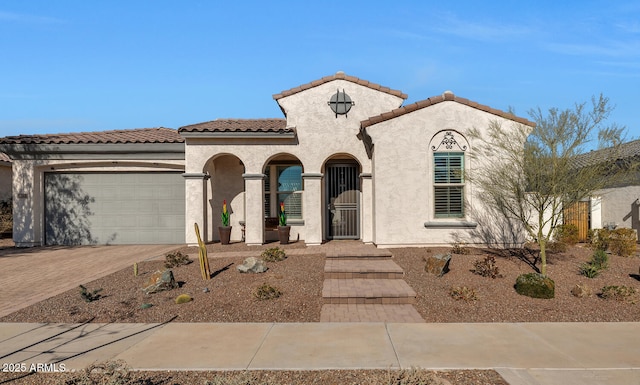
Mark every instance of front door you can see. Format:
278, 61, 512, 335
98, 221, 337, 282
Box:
326, 163, 359, 239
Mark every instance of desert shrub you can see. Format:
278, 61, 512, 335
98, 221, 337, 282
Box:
79, 285, 103, 302
64, 360, 132, 385
254, 283, 282, 300
471, 256, 502, 279
382, 368, 443, 385
546, 241, 567, 253
591, 249, 609, 269
590, 228, 637, 256
164, 251, 192, 268
261, 247, 286, 262
175, 294, 193, 304
450, 242, 470, 255
554, 223, 579, 245
600, 285, 638, 303
579, 249, 609, 278
449, 286, 478, 301
608, 228, 637, 257
588, 228, 610, 251
579, 263, 601, 278
0, 198, 11, 235
515, 273, 555, 299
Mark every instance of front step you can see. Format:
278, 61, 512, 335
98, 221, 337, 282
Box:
320, 304, 424, 323
324, 259, 404, 279
325, 250, 393, 260
322, 279, 417, 304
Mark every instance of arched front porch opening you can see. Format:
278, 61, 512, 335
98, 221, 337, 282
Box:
204, 153, 245, 243
262, 154, 304, 242
322, 154, 362, 240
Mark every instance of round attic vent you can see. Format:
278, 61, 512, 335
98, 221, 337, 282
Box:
328, 89, 354, 117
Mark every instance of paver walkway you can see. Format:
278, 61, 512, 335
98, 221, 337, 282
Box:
320, 244, 424, 322
0, 245, 179, 318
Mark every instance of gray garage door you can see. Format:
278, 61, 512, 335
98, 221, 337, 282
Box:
45, 172, 185, 245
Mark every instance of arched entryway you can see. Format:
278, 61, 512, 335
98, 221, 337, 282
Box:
204, 154, 245, 242
323, 155, 362, 240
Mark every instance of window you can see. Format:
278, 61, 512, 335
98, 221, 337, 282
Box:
263, 164, 303, 219
434, 152, 464, 217
277, 165, 302, 219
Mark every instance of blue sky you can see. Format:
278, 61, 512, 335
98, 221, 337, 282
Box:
1, 1, 639, 145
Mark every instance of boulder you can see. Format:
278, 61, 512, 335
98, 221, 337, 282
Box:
571, 284, 592, 298
424, 253, 451, 277
237, 257, 267, 273
143, 269, 178, 294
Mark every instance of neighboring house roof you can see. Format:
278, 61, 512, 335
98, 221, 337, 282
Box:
0, 127, 183, 145
572, 139, 640, 169
360, 91, 535, 128
272, 71, 408, 100
179, 119, 295, 138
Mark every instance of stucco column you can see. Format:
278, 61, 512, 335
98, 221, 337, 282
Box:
12, 160, 38, 247
243, 173, 265, 246
590, 196, 602, 229
183, 173, 209, 246
302, 173, 323, 246
360, 172, 373, 244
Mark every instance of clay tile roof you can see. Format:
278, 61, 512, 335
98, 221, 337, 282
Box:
273, 72, 408, 100
178, 118, 290, 134
0, 152, 11, 163
572, 139, 640, 168
0, 127, 183, 145
361, 91, 535, 128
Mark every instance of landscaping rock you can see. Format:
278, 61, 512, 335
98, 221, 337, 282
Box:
237, 257, 267, 273
143, 269, 178, 294
424, 253, 451, 277
570, 284, 592, 298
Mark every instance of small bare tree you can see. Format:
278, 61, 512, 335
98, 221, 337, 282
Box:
469, 94, 631, 276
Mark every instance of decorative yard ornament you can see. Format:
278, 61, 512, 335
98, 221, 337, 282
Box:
279, 201, 287, 227
221, 200, 230, 227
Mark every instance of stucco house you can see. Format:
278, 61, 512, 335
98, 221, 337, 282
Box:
0, 72, 536, 248
564, 139, 640, 241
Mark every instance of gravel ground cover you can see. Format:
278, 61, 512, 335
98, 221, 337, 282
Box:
1, 240, 639, 384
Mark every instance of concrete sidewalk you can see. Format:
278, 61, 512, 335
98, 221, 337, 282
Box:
1, 322, 639, 385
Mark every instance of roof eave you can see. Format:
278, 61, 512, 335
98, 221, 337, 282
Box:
179, 131, 297, 139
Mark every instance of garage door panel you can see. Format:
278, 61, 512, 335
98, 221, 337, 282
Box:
45, 172, 185, 245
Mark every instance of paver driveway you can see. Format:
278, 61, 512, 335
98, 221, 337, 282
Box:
0, 245, 180, 318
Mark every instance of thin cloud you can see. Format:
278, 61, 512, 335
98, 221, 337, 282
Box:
545, 40, 640, 58
430, 13, 533, 42
0, 10, 64, 24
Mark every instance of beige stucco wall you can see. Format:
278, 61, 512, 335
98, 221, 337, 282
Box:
183, 79, 405, 245
11, 158, 184, 247
596, 185, 640, 232
367, 100, 528, 247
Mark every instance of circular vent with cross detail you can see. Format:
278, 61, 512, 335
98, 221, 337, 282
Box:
328, 89, 354, 117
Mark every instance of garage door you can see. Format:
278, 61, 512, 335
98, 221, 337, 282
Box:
45, 172, 185, 245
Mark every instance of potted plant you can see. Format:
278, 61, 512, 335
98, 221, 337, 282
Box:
277, 201, 291, 245
219, 200, 232, 245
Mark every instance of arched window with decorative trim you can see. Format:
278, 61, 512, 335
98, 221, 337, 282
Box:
430, 131, 468, 218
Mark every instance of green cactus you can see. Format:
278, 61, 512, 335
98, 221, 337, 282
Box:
194, 223, 211, 280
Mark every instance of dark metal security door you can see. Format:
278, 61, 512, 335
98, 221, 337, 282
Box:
326, 164, 359, 239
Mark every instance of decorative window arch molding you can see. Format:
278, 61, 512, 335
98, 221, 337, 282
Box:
430, 130, 469, 152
